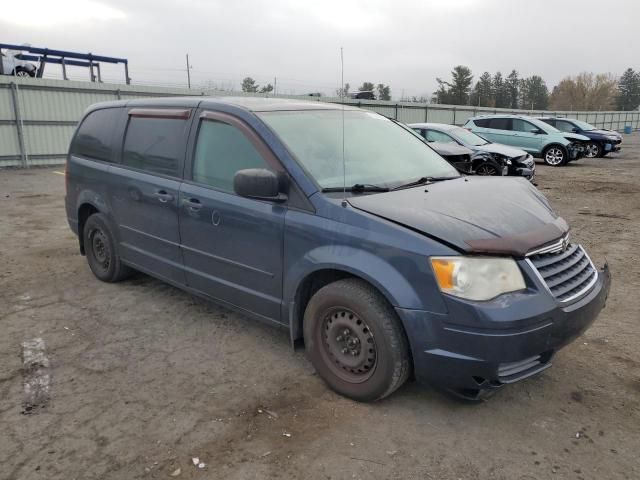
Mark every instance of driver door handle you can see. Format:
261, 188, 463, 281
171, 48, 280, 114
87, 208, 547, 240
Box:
183, 197, 203, 211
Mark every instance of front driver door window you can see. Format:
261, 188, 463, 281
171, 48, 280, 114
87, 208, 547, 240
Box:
425, 130, 457, 144
179, 112, 286, 322
512, 118, 544, 153
555, 120, 576, 133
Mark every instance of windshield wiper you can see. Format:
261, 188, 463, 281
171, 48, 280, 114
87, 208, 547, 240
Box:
391, 176, 457, 191
322, 183, 390, 193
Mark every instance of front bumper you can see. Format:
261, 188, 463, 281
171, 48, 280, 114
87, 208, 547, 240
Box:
508, 156, 535, 181
397, 262, 610, 398
568, 143, 585, 160
603, 140, 622, 153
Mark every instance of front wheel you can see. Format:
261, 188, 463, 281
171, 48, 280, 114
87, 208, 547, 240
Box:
475, 163, 500, 176
303, 279, 411, 402
543, 145, 567, 166
584, 142, 601, 158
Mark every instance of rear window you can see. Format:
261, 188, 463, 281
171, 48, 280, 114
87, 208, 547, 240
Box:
71, 108, 120, 162
122, 116, 189, 178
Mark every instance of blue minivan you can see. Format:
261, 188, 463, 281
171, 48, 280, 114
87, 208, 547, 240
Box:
65, 97, 610, 401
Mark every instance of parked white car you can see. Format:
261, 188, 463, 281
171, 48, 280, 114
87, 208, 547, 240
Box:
1, 51, 37, 77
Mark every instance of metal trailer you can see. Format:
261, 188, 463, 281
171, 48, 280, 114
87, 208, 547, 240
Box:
0, 43, 130, 84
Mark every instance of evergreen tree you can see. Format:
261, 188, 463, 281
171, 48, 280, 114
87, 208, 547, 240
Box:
470, 72, 494, 107
435, 66, 473, 105
493, 72, 509, 108
506, 70, 520, 109
616, 68, 640, 110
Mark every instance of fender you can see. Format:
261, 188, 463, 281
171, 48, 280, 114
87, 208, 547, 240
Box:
283, 244, 447, 343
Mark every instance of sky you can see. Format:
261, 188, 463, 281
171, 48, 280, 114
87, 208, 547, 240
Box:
2, 0, 638, 98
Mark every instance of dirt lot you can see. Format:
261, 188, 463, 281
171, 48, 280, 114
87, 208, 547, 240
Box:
1, 137, 639, 480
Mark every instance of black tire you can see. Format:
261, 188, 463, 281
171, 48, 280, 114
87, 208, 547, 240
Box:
14, 67, 35, 78
475, 163, 499, 176
542, 145, 567, 167
303, 278, 411, 402
83, 213, 132, 282
584, 142, 601, 158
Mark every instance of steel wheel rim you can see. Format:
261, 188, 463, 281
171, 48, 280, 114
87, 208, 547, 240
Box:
476, 165, 497, 175
585, 143, 598, 158
90, 229, 111, 272
545, 148, 564, 165
320, 308, 377, 383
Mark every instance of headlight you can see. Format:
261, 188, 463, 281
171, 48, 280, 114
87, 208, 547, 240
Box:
430, 256, 526, 301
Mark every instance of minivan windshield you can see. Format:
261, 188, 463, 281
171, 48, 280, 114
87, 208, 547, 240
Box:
258, 109, 459, 190
450, 127, 489, 146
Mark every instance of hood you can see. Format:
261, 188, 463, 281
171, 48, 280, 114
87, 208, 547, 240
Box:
473, 142, 528, 158
559, 132, 590, 142
585, 129, 621, 138
428, 142, 473, 156
348, 176, 568, 256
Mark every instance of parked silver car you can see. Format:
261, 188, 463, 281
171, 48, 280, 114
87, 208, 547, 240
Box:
1, 51, 36, 77
410, 122, 535, 180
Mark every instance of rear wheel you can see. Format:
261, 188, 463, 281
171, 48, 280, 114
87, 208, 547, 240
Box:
584, 142, 601, 158
543, 145, 567, 166
303, 278, 411, 402
83, 213, 132, 282
14, 67, 34, 78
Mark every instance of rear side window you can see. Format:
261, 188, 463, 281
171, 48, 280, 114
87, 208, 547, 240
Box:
512, 119, 540, 133
71, 108, 120, 162
488, 118, 511, 130
192, 120, 269, 192
473, 118, 490, 128
122, 116, 189, 177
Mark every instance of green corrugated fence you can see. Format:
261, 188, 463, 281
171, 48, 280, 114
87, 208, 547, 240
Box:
1, 76, 638, 168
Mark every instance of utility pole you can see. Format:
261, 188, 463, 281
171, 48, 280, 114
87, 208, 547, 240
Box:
186, 54, 191, 89
274, 77, 277, 96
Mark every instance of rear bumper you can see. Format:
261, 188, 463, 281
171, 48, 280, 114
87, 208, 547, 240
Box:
397, 263, 610, 397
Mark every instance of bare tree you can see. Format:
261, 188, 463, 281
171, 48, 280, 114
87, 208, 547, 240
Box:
550, 73, 618, 110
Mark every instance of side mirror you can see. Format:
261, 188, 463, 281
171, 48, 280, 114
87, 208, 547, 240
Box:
571, 127, 579, 133
234, 168, 287, 202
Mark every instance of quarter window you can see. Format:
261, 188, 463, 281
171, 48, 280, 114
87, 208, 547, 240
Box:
122, 116, 189, 177
71, 108, 120, 162
192, 120, 269, 192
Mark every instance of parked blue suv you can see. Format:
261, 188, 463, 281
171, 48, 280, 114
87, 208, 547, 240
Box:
65, 97, 610, 401
537, 117, 622, 158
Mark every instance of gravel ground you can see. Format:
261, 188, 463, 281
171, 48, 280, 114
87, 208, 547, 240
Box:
1, 135, 639, 480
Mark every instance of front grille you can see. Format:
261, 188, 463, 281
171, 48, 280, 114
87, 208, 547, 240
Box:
528, 243, 598, 303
